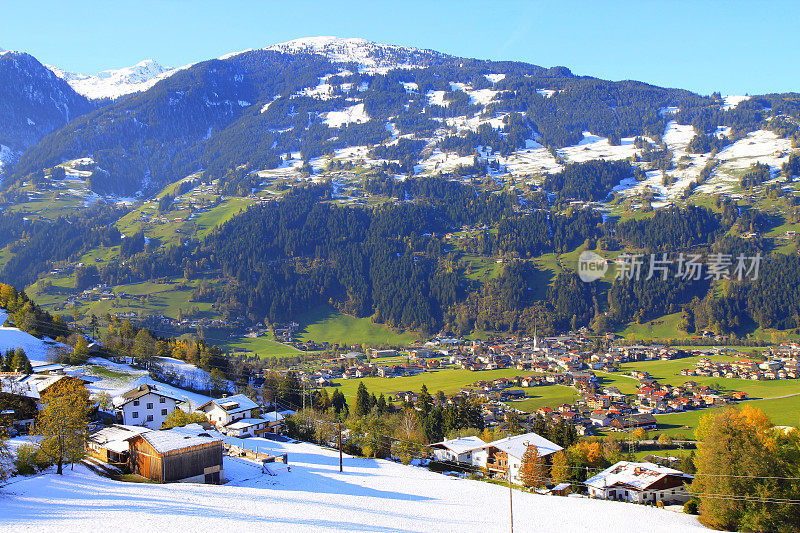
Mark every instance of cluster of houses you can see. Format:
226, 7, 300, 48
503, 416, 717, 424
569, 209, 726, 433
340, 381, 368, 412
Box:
111, 385, 286, 438
428, 433, 693, 504
683, 357, 799, 380
588, 345, 685, 372
0, 361, 289, 484
634, 379, 747, 414
299, 334, 771, 437
0, 364, 94, 434
87, 387, 291, 484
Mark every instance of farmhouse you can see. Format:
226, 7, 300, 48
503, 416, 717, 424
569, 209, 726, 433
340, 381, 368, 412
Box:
128, 428, 224, 483
609, 413, 658, 432
197, 394, 276, 436
428, 435, 486, 464
471, 432, 562, 484
586, 461, 693, 504
113, 383, 185, 430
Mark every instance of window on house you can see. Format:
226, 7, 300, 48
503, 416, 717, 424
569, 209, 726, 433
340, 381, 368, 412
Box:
146, 415, 153, 422
146, 403, 153, 409
160, 397, 166, 403
161, 409, 168, 416
132, 412, 139, 419
133, 400, 139, 406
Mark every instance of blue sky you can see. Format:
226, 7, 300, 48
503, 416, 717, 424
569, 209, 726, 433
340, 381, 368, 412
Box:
2, 0, 797, 95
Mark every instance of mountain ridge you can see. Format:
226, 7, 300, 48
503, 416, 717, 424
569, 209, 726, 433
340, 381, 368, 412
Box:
1, 36, 798, 201
48, 58, 183, 100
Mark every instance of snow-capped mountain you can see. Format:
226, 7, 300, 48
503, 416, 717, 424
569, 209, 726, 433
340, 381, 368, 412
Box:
49, 59, 181, 100
263, 36, 449, 72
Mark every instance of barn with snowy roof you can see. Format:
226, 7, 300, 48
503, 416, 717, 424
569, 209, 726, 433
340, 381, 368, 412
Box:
128, 428, 224, 484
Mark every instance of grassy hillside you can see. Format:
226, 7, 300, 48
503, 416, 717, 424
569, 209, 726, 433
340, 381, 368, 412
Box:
297, 305, 418, 347
217, 335, 306, 359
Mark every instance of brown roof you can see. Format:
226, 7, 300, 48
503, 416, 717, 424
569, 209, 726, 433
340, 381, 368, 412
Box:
117, 384, 183, 406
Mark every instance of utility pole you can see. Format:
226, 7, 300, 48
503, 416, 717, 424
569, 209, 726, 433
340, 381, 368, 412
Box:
508, 467, 514, 533
338, 421, 343, 472
273, 388, 278, 435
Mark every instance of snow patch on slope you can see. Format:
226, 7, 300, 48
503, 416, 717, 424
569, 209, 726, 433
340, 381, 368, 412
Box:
558, 132, 640, 163
323, 103, 369, 127
49, 59, 184, 100
723, 95, 751, 111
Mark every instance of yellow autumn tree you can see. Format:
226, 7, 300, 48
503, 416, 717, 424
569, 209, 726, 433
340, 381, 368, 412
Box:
691, 405, 799, 532
570, 440, 603, 467
550, 450, 570, 484
37, 378, 89, 474
519, 444, 546, 489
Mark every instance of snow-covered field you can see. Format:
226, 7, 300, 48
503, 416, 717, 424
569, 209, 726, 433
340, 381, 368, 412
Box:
323, 103, 369, 127
0, 436, 708, 532
698, 129, 793, 195
0, 309, 70, 364
558, 132, 639, 164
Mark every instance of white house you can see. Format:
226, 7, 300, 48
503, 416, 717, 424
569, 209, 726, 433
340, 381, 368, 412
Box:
225, 412, 286, 438
427, 435, 486, 464
197, 394, 276, 437
113, 384, 184, 430
585, 461, 693, 504
471, 432, 562, 484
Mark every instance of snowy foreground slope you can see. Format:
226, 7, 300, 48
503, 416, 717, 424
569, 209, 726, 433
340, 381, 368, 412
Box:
0, 309, 69, 363
0, 437, 707, 533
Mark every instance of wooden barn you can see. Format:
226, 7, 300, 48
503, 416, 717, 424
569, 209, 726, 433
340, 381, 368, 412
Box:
129, 429, 224, 483
86, 424, 151, 467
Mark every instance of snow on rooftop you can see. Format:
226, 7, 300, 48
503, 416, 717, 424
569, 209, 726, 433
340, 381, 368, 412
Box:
430, 435, 486, 455
586, 461, 691, 491
83, 357, 213, 410
0, 437, 709, 532
207, 393, 258, 413
140, 428, 221, 454
485, 431, 562, 459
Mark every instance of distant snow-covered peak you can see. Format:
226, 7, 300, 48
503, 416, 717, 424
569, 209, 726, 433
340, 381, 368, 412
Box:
49, 59, 183, 100
263, 36, 448, 71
